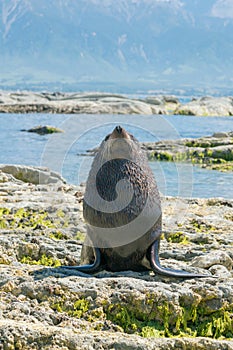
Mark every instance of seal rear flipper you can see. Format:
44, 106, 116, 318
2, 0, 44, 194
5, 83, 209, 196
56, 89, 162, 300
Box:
60, 246, 102, 273
150, 240, 209, 278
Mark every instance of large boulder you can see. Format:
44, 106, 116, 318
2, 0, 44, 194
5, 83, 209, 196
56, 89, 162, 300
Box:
0, 164, 66, 185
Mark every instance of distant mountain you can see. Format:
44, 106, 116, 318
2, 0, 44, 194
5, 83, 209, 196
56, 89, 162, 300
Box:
0, 0, 233, 92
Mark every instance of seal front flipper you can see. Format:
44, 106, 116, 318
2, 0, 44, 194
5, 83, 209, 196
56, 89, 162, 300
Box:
150, 240, 209, 278
60, 246, 102, 273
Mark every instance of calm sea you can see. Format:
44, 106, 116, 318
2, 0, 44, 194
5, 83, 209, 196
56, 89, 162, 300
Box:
0, 112, 233, 199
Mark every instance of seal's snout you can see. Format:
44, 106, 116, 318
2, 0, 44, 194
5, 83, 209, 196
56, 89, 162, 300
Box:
110, 125, 130, 139
115, 125, 122, 134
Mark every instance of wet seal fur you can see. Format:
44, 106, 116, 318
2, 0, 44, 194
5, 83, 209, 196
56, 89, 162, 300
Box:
61, 126, 209, 278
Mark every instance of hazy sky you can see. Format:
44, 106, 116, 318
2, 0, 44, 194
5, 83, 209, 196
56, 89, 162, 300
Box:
212, 0, 233, 18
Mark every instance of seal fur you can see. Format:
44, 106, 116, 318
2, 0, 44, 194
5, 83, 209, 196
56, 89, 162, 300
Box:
62, 126, 208, 278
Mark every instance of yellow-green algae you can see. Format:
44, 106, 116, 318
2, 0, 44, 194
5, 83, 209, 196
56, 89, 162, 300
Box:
0, 207, 55, 230
21, 254, 61, 267
76, 231, 85, 241
190, 219, 216, 233
45, 279, 233, 339
4, 277, 232, 340
165, 231, 189, 244
148, 141, 233, 172
1, 208, 232, 340
49, 230, 68, 240
0, 207, 73, 236
105, 299, 233, 339
51, 297, 89, 318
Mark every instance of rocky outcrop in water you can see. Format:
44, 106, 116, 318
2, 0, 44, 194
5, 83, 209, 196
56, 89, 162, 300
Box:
21, 125, 64, 135
143, 131, 233, 172
0, 92, 170, 115
175, 96, 233, 116
0, 166, 232, 349
0, 91, 233, 116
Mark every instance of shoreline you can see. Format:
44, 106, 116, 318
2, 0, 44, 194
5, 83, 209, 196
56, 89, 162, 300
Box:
0, 165, 232, 348
1, 91, 233, 116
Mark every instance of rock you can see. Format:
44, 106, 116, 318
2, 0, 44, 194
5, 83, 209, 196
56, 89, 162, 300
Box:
209, 265, 232, 278
191, 251, 233, 271
212, 132, 230, 138
143, 131, 233, 172
0, 164, 66, 185
175, 96, 233, 116
0, 321, 233, 350
144, 96, 164, 105
211, 145, 233, 161
0, 170, 23, 184
162, 95, 180, 104
21, 125, 64, 135
0, 91, 168, 115
0, 166, 232, 348
0, 91, 233, 116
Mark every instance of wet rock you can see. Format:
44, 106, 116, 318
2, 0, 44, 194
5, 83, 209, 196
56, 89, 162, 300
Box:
21, 125, 64, 135
143, 131, 233, 172
212, 132, 231, 138
211, 145, 233, 161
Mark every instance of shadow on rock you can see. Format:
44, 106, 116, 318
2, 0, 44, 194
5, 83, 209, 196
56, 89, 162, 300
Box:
31, 266, 93, 280
31, 266, 213, 282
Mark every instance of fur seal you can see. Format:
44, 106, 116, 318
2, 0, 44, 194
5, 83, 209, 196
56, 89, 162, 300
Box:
63, 126, 208, 278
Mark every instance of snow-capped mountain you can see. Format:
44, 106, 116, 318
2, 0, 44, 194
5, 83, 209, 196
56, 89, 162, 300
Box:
0, 0, 233, 90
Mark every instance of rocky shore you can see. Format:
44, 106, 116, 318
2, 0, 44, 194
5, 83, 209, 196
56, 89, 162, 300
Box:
1, 91, 233, 116
0, 165, 232, 349
143, 131, 233, 172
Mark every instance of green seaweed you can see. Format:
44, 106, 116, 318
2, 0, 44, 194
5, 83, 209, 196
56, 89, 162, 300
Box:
148, 140, 233, 172
21, 253, 61, 267
207, 161, 233, 172
56, 209, 65, 218
166, 231, 189, 244
47, 288, 233, 339
49, 230, 68, 240
195, 309, 233, 339
0, 219, 8, 229
76, 231, 85, 241
0, 207, 68, 231
104, 296, 233, 339
0, 208, 10, 216
106, 301, 172, 337
190, 219, 216, 233
51, 298, 89, 318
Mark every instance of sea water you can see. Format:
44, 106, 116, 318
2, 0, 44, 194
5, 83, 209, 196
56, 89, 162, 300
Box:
0, 112, 232, 199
